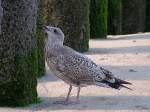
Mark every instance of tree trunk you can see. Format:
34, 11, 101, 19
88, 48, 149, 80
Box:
0, 0, 38, 106
36, 0, 45, 77
90, 0, 108, 38
0, 0, 2, 34
122, 0, 146, 34
108, 0, 122, 35
145, 0, 150, 32
44, 0, 90, 52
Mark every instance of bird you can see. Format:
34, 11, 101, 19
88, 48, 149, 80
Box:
44, 26, 132, 105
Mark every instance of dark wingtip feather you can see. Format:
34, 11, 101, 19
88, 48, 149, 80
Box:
120, 84, 133, 91
99, 78, 132, 90
115, 78, 132, 85
115, 78, 132, 90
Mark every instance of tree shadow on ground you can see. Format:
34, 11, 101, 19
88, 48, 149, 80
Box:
29, 95, 150, 111
107, 33, 150, 40
35, 34, 150, 111
85, 46, 150, 55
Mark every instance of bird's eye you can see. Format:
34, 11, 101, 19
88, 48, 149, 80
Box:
54, 29, 57, 33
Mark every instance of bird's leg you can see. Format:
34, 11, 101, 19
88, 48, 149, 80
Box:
53, 85, 80, 105
53, 85, 73, 105
63, 86, 80, 104
65, 84, 72, 101
75, 86, 81, 103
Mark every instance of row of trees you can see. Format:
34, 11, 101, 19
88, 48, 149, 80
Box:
0, 0, 149, 106
0, 0, 90, 106
44, 0, 90, 52
91, 0, 149, 38
44, 0, 150, 52
0, 0, 43, 106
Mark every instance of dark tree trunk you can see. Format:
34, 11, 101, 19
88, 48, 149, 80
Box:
0, 0, 38, 106
90, 0, 108, 38
36, 0, 45, 77
0, 0, 2, 33
108, 0, 122, 35
145, 0, 150, 32
44, 0, 90, 52
122, 0, 146, 34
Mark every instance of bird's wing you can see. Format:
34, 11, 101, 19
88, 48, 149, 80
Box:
52, 46, 132, 90
98, 67, 115, 82
55, 46, 106, 85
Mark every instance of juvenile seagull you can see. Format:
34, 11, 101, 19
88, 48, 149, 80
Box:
44, 26, 132, 105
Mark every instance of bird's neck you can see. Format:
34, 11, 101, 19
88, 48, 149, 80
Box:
47, 36, 64, 47
46, 41, 63, 51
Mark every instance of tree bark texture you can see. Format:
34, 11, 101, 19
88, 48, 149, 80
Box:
44, 0, 90, 52
0, 0, 38, 106
0, 0, 3, 34
36, 0, 45, 77
90, 0, 108, 38
145, 0, 150, 32
108, 0, 122, 35
122, 0, 146, 34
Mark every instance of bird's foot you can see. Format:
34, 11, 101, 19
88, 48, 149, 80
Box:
53, 99, 80, 105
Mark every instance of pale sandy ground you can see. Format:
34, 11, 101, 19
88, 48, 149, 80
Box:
0, 33, 150, 112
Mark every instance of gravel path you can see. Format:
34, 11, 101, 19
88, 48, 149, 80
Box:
0, 33, 150, 112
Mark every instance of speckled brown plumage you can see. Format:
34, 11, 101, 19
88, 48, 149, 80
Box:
44, 26, 132, 105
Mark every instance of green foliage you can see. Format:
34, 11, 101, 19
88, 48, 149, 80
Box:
145, 0, 150, 32
90, 0, 108, 38
108, 0, 122, 35
0, 50, 38, 107
122, 0, 146, 34
36, 0, 45, 77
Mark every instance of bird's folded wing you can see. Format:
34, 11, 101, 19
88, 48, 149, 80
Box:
55, 52, 106, 85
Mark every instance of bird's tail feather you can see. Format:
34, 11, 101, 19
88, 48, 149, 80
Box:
119, 84, 133, 90
99, 78, 132, 90
115, 78, 132, 85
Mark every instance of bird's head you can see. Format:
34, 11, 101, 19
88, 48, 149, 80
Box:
44, 26, 64, 46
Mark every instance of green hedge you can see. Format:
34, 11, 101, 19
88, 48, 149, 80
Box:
145, 0, 150, 32
108, 0, 122, 35
90, 0, 108, 38
122, 0, 146, 34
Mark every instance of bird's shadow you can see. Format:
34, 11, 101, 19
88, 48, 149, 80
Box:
28, 95, 150, 111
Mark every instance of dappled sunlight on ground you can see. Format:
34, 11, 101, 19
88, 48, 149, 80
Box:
0, 33, 150, 112
33, 33, 150, 112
